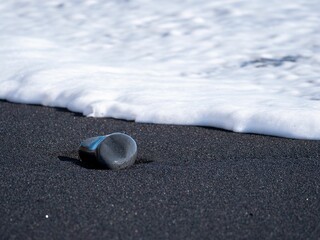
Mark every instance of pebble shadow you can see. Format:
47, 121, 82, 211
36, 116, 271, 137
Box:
58, 155, 154, 170
58, 156, 105, 169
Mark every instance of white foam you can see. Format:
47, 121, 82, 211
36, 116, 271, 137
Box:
1, 0, 320, 139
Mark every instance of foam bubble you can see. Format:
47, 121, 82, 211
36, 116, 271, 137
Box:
1, 0, 320, 139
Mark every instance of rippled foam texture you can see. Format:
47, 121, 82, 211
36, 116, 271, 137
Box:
1, 0, 320, 139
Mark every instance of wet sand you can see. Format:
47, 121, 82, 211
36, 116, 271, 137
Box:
0, 100, 319, 239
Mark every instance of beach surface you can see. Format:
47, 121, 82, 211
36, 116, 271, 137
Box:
0, 100, 319, 239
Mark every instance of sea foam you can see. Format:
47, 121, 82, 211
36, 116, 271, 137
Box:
1, 0, 320, 139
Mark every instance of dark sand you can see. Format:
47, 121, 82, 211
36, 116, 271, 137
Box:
0, 100, 320, 239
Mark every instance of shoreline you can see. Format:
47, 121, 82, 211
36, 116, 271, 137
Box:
0, 100, 319, 239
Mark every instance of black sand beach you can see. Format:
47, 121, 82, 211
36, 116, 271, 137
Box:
0, 100, 319, 239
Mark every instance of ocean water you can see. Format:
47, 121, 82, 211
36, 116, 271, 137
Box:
1, 0, 320, 139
